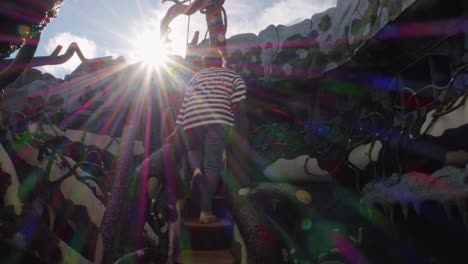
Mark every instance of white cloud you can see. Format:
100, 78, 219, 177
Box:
39, 32, 98, 78
104, 49, 120, 59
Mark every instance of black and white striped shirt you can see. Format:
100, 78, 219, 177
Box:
176, 67, 246, 130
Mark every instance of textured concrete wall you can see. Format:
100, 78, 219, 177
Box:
222, 0, 417, 80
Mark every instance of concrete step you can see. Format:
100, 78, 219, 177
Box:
176, 249, 235, 264
184, 193, 230, 219
180, 217, 234, 251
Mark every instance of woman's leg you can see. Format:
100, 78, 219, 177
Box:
200, 124, 228, 213
182, 127, 204, 176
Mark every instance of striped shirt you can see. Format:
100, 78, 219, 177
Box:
176, 67, 247, 130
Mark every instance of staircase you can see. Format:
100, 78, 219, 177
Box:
175, 188, 238, 264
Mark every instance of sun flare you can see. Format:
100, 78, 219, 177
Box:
130, 29, 171, 68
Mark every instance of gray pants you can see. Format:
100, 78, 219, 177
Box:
182, 124, 230, 212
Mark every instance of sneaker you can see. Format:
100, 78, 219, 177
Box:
199, 211, 217, 224
238, 187, 251, 196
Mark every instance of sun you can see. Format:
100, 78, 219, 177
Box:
129, 28, 171, 68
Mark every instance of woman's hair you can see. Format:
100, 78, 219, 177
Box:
202, 48, 225, 68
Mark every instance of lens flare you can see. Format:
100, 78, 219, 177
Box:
129, 28, 170, 68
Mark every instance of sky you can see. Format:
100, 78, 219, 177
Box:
29, 0, 337, 78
